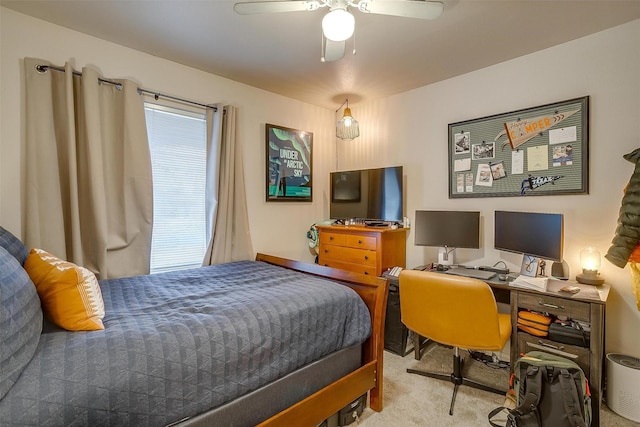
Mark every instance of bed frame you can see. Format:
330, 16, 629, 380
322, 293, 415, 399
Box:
254, 253, 388, 426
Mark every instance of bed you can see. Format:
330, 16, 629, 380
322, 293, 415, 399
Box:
0, 226, 387, 427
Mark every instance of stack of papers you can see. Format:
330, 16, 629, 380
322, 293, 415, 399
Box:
509, 275, 548, 292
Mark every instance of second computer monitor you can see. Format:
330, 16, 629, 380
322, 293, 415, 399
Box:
494, 210, 563, 262
494, 210, 564, 276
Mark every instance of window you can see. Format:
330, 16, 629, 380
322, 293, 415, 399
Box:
145, 103, 207, 273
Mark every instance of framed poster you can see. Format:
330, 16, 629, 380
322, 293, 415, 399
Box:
266, 123, 313, 202
448, 96, 589, 198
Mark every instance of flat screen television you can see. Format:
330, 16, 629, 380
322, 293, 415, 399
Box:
494, 210, 564, 262
414, 210, 480, 264
330, 166, 403, 222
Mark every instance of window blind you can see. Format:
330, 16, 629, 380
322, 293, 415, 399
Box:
145, 103, 207, 273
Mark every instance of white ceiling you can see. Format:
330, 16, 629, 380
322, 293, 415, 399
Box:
3, 0, 639, 109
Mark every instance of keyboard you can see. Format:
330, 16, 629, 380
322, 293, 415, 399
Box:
444, 267, 497, 281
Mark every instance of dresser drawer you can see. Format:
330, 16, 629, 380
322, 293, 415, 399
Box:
343, 234, 377, 250
319, 232, 345, 246
517, 292, 590, 322
518, 332, 590, 376
319, 258, 377, 276
320, 245, 377, 266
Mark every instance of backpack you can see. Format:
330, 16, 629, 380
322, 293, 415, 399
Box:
488, 351, 592, 427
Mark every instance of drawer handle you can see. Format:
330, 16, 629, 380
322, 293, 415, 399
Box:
324, 264, 328, 267
537, 340, 565, 351
364, 272, 368, 275
358, 239, 362, 244
538, 301, 565, 310
324, 249, 328, 253
329, 236, 334, 240
527, 342, 578, 359
364, 255, 369, 260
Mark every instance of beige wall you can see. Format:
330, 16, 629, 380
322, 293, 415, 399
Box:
0, 7, 334, 264
339, 20, 640, 357
2, 7, 639, 357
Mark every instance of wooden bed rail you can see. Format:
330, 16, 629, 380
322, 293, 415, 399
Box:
255, 253, 388, 424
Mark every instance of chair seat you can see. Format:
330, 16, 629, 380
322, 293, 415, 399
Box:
497, 312, 512, 348
469, 312, 511, 351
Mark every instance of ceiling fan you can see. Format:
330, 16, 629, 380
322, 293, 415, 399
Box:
233, 0, 444, 62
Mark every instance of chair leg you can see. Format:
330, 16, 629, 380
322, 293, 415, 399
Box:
461, 377, 506, 396
449, 383, 460, 415
406, 346, 507, 416
407, 368, 451, 383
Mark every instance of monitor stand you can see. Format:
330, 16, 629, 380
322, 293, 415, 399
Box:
438, 246, 455, 266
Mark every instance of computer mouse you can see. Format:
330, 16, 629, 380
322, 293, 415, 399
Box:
498, 274, 507, 281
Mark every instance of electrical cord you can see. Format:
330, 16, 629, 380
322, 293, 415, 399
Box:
491, 260, 508, 269
468, 350, 510, 370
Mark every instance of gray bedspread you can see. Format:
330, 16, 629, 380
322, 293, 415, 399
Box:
0, 260, 371, 426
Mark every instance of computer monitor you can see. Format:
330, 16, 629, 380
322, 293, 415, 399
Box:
414, 210, 480, 265
494, 210, 564, 276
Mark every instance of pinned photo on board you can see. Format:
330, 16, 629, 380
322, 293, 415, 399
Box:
454, 132, 471, 154
472, 141, 495, 160
552, 144, 573, 166
490, 161, 507, 180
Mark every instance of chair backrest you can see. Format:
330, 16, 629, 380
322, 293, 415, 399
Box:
399, 270, 505, 351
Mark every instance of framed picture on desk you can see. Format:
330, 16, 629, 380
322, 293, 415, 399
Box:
520, 255, 539, 277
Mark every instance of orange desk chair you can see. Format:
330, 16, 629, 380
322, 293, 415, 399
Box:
399, 270, 511, 415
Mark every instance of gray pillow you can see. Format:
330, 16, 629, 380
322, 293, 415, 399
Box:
0, 246, 43, 400
0, 226, 29, 266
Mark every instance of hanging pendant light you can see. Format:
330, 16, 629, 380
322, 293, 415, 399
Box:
336, 99, 360, 140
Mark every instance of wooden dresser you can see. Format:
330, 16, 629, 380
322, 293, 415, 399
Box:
315, 225, 407, 276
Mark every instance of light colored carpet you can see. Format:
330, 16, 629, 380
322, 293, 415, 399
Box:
357, 344, 640, 426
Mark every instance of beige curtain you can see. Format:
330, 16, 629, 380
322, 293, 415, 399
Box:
24, 58, 153, 279
203, 104, 253, 264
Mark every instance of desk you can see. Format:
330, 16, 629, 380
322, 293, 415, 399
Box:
404, 272, 609, 426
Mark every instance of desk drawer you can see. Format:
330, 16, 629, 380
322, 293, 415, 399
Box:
518, 332, 590, 376
517, 292, 590, 322
320, 245, 377, 266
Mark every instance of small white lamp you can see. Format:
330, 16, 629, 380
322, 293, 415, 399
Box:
576, 247, 605, 285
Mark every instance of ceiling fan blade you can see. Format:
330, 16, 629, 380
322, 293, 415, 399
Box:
233, 0, 321, 15
357, 0, 443, 20
323, 39, 345, 62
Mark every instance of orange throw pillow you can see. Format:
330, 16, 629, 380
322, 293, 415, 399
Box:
25, 248, 105, 331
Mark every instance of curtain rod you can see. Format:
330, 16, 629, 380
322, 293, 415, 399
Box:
35, 64, 217, 112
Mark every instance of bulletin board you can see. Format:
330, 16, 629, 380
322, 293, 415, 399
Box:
448, 96, 589, 198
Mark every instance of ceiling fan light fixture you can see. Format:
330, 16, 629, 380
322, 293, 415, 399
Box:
322, 9, 355, 41
336, 102, 360, 140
